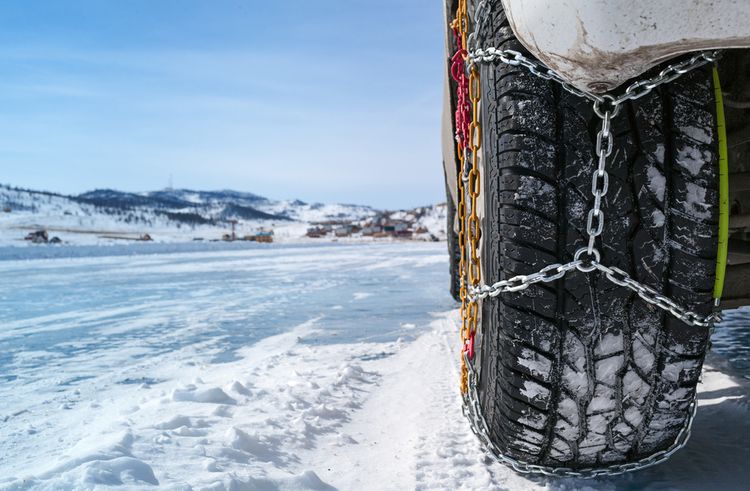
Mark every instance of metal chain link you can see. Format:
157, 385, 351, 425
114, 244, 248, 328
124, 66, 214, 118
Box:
470, 257, 722, 329
466, 0, 489, 54
612, 51, 721, 106
454, 0, 724, 478
469, 46, 720, 107
465, 50, 723, 329
462, 351, 700, 478
469, 47, 604, 103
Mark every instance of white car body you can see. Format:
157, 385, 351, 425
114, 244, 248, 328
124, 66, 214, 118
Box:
443, 0, 750, 203
501, 0, 750, 92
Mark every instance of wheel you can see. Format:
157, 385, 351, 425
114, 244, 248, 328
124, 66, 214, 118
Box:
475, 3, 719, 468
446, 172, 461, 302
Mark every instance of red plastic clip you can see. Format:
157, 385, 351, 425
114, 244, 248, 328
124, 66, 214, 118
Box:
464, 333, 475, 360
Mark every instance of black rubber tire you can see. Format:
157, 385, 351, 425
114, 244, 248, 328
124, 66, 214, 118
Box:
476, 4, 719, 468
446, 173, 461, 302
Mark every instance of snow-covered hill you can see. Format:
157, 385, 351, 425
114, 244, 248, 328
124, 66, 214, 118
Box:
0, 184, 446, 246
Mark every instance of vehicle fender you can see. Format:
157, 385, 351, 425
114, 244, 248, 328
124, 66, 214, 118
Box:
501, 0, 750, 92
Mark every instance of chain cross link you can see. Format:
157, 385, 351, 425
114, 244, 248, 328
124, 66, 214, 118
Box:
465, 50, 723, 329
462, 351, 699, 478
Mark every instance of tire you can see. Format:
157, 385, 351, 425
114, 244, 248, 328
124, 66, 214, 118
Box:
476, 4, 719, 468
446, 173, 461, 302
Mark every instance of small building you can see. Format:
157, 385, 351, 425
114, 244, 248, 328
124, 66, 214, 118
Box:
246, 229, 274, 243
361, 225, 382, 236
24, 230, 48, 244
306, 227, 326, 238
254, 231, 273, 243
383, 221, 409, 235
334, 225, 353, 237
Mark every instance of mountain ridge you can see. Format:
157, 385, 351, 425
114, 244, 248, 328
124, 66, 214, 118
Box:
0, 183, 446, 245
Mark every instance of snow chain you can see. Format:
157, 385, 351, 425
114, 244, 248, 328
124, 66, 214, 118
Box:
452, 0, 723, 477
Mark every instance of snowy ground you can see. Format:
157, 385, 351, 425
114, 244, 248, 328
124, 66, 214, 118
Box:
1, 242, 749, 490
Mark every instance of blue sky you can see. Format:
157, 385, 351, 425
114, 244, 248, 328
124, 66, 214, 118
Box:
0, 1, 445, 209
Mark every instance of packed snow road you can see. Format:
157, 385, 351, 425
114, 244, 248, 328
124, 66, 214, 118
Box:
0, 242, 451, 488
0, 242, 748, 490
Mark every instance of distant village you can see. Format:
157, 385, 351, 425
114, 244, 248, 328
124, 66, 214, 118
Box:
6, 204, 445, 245
305, 215, 438, 241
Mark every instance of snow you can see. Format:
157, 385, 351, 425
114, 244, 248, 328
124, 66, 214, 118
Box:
676, 146, 710, 176
1, 242, 749, 490
646, 165, 666, 202
651, 209, 665, 227
0, 184, 447, 247
516, 348, 552, 380
684, 181, 712, 219
0, 184, 308, 246
683, 127, 713, 145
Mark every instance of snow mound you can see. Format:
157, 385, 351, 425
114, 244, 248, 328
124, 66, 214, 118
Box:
9, 431, 159, 489
202, 470, 335, 491
172, 385, 237, 404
